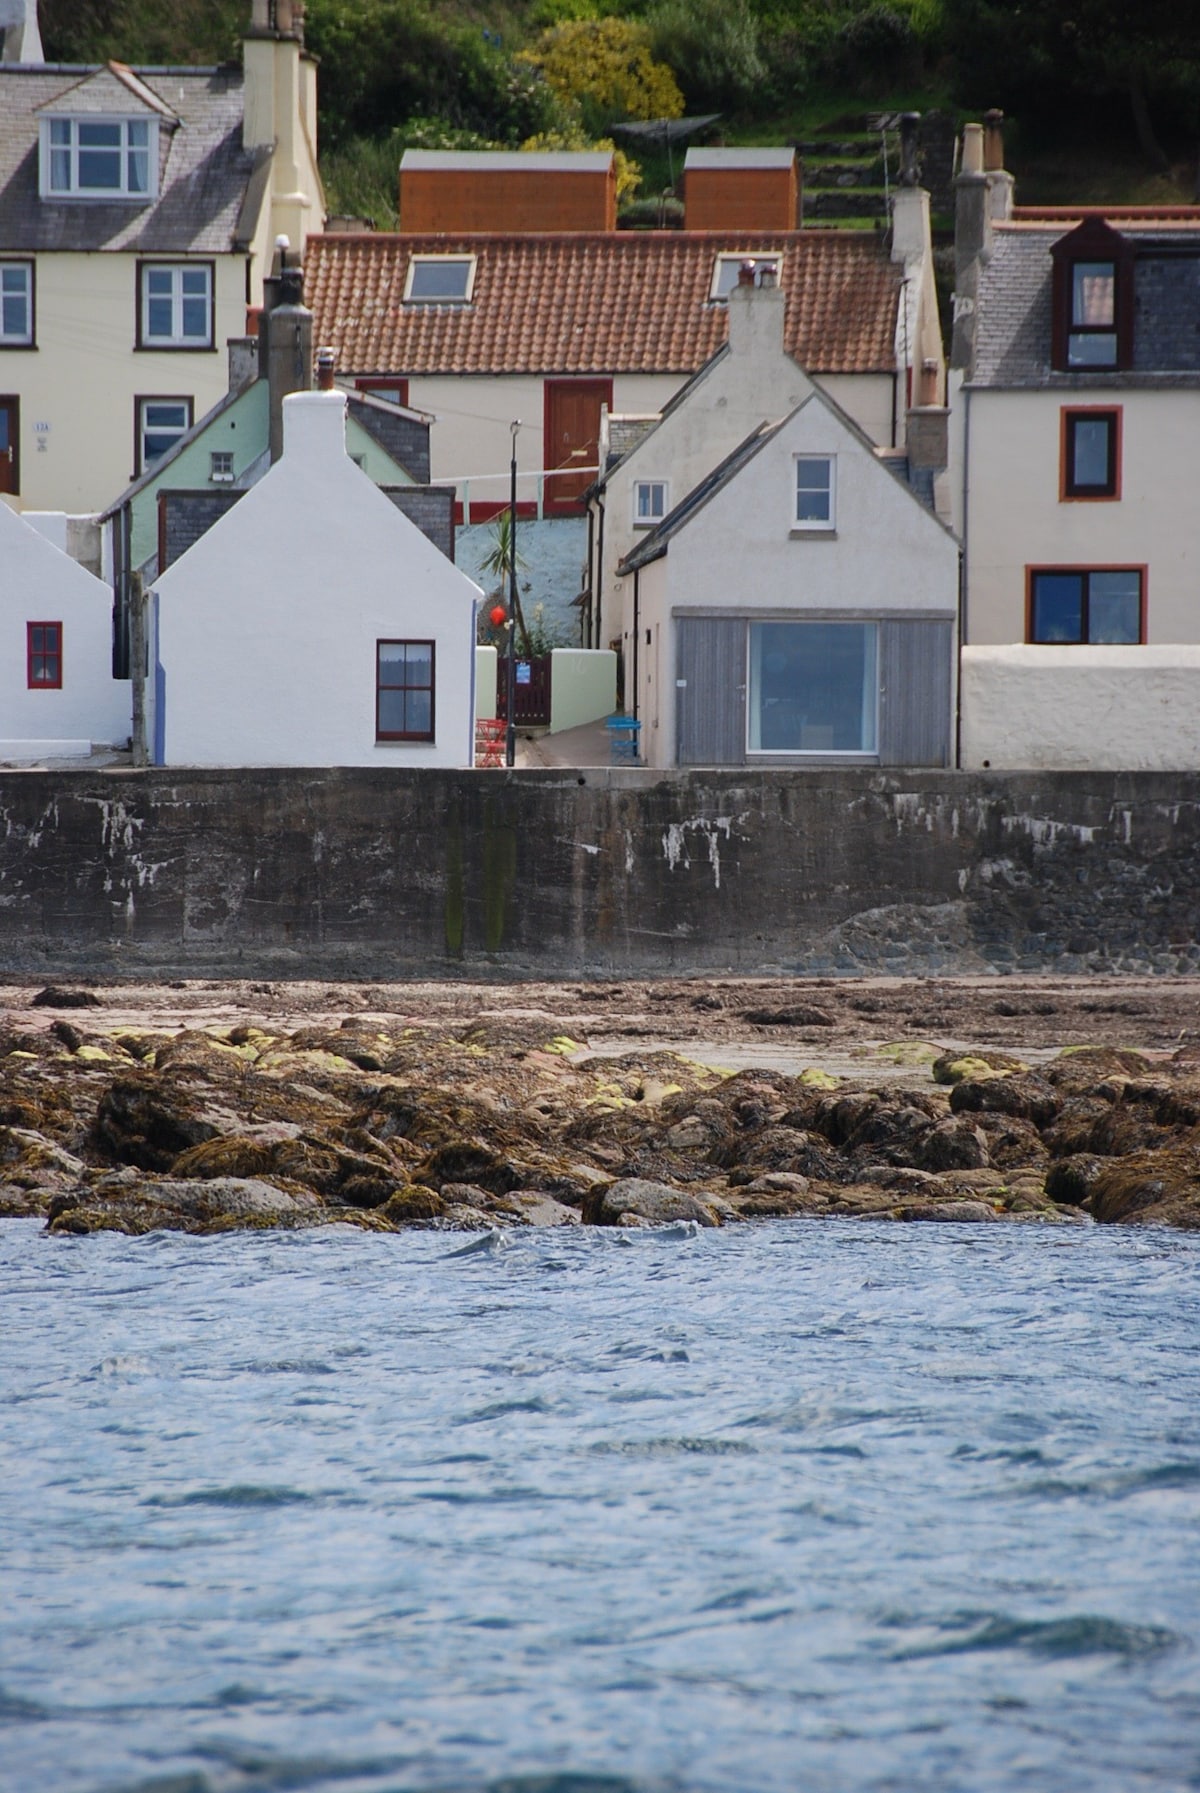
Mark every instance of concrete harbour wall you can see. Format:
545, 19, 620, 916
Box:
1, 767, 1198, 980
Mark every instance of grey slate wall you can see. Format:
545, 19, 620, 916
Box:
381, 485, 455, 561
0, 769, 1198, 979
347, 397, 431, 482
159, 490, 245, 571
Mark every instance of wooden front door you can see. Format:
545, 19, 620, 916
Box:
544, 379, 611, 516
0, 398, 18, 496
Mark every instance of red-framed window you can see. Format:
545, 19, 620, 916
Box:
355, 376, 409, 408
1061, 406, 1121, 500
376, 639, 434, 741
1026, 567, 1145, 644
27, 621, 62, 688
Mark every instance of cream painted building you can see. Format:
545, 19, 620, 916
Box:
0, 0, 323, 515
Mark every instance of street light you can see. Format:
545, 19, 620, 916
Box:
506, 419, 520, 768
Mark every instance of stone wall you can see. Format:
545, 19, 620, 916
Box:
0, 768, 1198, 980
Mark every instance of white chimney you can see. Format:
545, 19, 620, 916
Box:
281, 389, 348, 467
0, 0, 43, 62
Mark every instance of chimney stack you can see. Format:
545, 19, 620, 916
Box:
898, 113, 920, 187
951, 114, 1014, 377
260, 240, 313, 462
316, 347, 336, 391
0, 0, 43, 62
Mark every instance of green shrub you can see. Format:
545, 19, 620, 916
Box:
644, 0, 767, 113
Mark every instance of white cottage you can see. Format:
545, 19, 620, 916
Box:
0, 496, 128, 759
149, 390, 481, 766
617, 386, 960, 770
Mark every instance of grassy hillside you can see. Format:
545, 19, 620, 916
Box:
36, 0, 1200, 226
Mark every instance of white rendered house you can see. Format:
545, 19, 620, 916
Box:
0, 495, 128, 758
149, 390, 482, 767
617, 386, 959, 770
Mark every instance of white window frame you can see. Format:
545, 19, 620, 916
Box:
793, 454, 836, 531
140, 262, 213, 348
0, 261, 33, 346
136, 396, 192, 476
40, 117, 158, 200
403, 254, 477, 305
209, 449, 234, 483
633, 478, 668, 527
710, 253, 782, 302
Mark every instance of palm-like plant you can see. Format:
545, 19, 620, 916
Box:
478, 510, 533, 658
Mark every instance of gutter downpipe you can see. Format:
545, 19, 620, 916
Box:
631, 568, 640, 721
595, 489, 606, 652
957, 384, 971, 769
584, 504, 595, 647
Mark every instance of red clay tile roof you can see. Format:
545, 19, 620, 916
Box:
306, 231, 902, 377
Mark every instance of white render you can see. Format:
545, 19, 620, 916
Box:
0, 495, 129, 755
595, 283, 901, 661
962, 645, 1200, 770
548, 649, 617, 733
624, 389, 958, 769
150, 391, 482, 767
963, 387, 1196, 645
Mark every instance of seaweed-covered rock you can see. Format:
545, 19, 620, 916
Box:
1086, 1147, 1200, 1228
583, 1178, 727, 1227
45, 1177, 333, 1236
92, 1076, 220, 1170
1044, 1154, 1107, 1207
949, 1073, 1061, 1127
913, 1118, 990, 1172
932, 1049, 1028, 1085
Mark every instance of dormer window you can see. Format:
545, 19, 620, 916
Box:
710, 254, 782, 302
41, 117, 155, 199
404, 255, 475, 304
1050, 217, 1132, 373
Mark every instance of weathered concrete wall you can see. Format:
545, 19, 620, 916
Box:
2, 768, 1199, 981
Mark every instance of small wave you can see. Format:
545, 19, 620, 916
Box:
238, 1359, 338, 1376
142, 1485, 314, 1509
445, 1229, 511, 1258
0, 1685, 50, 1723
460, 1397, 557, 1424
589, 1436, 757, 1459
88, 1354, 154, 1379
893, 1611, 1181, 1661
1011, 1460, 1200, 1502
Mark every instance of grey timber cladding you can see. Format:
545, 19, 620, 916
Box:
675, 614, 954, 768
676, 616, 747, 765
878, 618, 953, 767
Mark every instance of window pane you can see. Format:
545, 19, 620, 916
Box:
1032, 573, 1083, 642
127, 121, 149, 146
144, 402, 188, 430
79, 148, 121, 188
181, 296, 208, 337
127, 148, 149, 193
408, 259, 471, 300
30, 626, 45, 652
147, 268, 173, 295
1072, 262, 1114, 325
406, 690, 432, 735
377, 688, 408, 733
1068, 332, 1117, 368
79, 122, 121, 147
50, 148, 71, 189
796, 457, 832, 523
147, 297, 173, 336
749, 621, 876, 753
377, 641, 408, 680
405, 644, 432, 687
50, 120, 70, 146
181, 268, 208, 296
1088, 572, 1141, 643
1071, 417, 1111, 488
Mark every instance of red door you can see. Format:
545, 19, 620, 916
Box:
543, 379, 611, 516
0, 398, 17, 496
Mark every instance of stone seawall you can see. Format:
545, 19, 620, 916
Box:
1, 768, 1198, 980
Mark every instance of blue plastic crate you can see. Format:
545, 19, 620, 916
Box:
605, 714, 642, 765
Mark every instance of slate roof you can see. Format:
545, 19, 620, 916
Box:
972, 217, 1200, 388
0, 63, 264, 253
305, 230, 903, 377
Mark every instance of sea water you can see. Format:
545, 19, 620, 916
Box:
1, 1217, 1197, 1793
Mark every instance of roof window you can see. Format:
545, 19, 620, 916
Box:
710, 254, 782, 302
40, 117, 157, 200
404, 255, 476, 305
1050, 216, 1132, 373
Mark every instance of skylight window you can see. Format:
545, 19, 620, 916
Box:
41, 117, 157, 200
403, 255, 476, 304
710, 254, 782, 302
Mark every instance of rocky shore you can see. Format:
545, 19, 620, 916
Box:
2, 976, 1200, 1235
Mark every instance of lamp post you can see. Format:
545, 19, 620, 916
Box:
506, 419, 520, 768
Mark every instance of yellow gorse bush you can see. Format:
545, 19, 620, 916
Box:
519, 18, 684, 123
